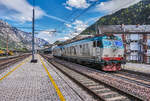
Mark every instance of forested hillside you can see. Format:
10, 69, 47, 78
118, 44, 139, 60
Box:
81, 0, 150, 35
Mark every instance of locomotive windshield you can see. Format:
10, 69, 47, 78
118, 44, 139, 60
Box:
102, 36, 124, 48
114, 41, 123, 48
103, 40, 112, 47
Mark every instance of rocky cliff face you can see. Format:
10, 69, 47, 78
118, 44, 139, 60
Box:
0, 20, 48, 50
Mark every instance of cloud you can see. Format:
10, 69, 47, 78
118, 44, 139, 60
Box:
37, 29, 56, 43
95, 0, 141, 14
65, 23, 72, 28
0, 0, 71, 24
58, 37, 70, 41
65, 6, 73, 10
64, 0, 90, 10
73, 20, 88, 32
0, 0, 45, 23
55, 19, 91, 42
67, 20, 88, 38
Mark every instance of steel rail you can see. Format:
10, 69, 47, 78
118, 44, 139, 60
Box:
41, 54, 141, 101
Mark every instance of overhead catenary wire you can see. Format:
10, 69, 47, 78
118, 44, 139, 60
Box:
56, 9, 80, 33
65, 0, 100, 37
57, 0, 100, 35
0, 1, 100, 35
71, 0, 100, 22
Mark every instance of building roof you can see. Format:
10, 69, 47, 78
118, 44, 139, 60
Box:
99, 25, 150, 34
58, 35, 93, 46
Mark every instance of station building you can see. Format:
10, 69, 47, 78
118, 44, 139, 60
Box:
122, 34, 150, 64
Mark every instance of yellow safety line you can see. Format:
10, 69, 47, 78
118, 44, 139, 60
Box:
0, 57, 29, 81
40, 57, 66, 101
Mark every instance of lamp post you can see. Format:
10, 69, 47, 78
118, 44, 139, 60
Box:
31, 0, 37, 63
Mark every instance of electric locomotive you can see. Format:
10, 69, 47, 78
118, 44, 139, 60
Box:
53, 34, 125, 71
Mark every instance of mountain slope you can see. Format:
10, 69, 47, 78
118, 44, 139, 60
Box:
81, 0, 150, 35
0, 20, 48, 51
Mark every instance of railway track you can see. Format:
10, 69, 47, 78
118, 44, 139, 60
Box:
0, 54, 30, 70
112, 71, 150, 88
41, 54, 142, 101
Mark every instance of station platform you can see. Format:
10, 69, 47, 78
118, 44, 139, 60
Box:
0, 54, 95, 101
123, 63, 150, 74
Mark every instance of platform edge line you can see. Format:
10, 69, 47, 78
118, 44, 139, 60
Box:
40, 57, 66, 101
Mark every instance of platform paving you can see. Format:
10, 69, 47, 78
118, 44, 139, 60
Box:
122, 63, 150, 74
0, 54, 97, 101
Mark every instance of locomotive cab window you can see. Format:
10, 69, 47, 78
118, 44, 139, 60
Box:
93, 41, 96, 47
80, 45, 82, 48
97, 41, 101, 47
93, 41, 101, 47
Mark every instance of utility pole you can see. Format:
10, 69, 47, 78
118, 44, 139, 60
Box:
6, 30, 8, 57
31, 0, 37, 63
95, 22, 98, 34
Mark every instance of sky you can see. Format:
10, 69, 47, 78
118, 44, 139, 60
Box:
0, 0, 141, 44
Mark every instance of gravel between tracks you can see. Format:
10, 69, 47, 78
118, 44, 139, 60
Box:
53, 58, 150, 100
44, 58, 99, 101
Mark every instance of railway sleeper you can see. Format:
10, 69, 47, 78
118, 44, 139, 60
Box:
106, 96, 128, 101
78, 80, 94, 83
102, 93, 123, 100
89, 86, 105, 90
83, 81, 99, 86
